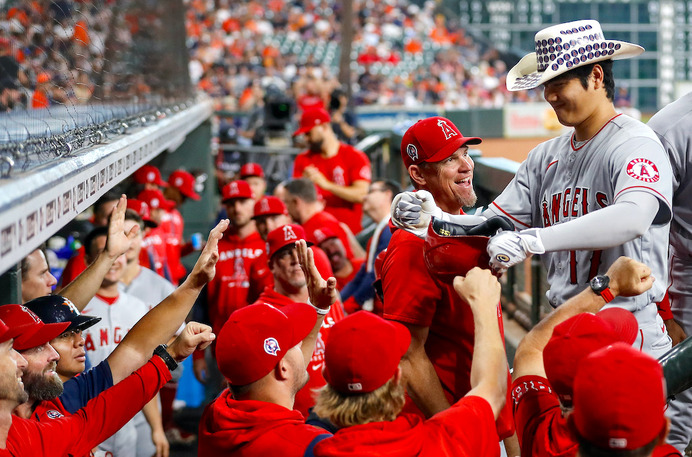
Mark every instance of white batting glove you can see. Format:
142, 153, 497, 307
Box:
487, 228, 545, 273
391, 190, 442, 238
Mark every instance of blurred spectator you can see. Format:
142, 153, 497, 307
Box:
329, 87, 359, 144
239, 163, 267, 200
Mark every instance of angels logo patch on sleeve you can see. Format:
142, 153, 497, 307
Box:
626, 158, 660, 183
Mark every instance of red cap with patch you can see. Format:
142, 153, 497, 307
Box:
168, 170, 201, 201
137, 189, 175, 211
240, 163, 265, 179
543, 309, 638, 407
323, 311, 411, 395
126, 199, 156, 227
266, 224, 309, 259
222, 180, 253, 202
216, 303, 316, 386
572, 343, 666, 451
133, 165, 168, 187
0, 304, 69, 351
293, 108, 331, 137
400, 116, 482, 168
313, 227, 338, 245
253, 196, 287, 218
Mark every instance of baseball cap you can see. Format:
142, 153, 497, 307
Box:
0, 318, 17, 345
168, 170, 201, 201
253, 196, 287, 219
216, 303, 317, 386
293, 108, 331, 137
126, 199, 157, 228
571, 343, 666, 451
400, 116, 482, 169
0, 304, 69, 351
137, 189, 175, 211
323, 311, 411, 395
23, 295, 101, 333
133, 165, 168, 187
240, 163, 265, 179
222, 180, 253, 202
266, 224, 309, 259
543, 309, 638, 406
313, 227, 338, 245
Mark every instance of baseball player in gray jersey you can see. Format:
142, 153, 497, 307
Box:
392, 20, 673, 357
648, 91, 692, 453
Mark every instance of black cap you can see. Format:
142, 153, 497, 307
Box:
23, 295, 101, 333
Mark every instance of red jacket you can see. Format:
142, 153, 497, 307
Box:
198, 390, 330, 457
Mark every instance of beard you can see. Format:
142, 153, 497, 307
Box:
457, 187, 478, 208
308, 138, 323, 153
23, 363, 64, 401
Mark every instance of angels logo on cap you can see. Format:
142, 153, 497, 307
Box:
261, 199, 270, 213
147, 171, 155, 182
230, 182, 238, 194
264, 337, 280, 356
174, 177, 184, 187
438, 119, 458, 140
283, 225, 297, 241
406, 144, 418, 162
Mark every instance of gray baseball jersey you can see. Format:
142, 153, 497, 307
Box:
119, 266, 176, 310
488, 114, 672, 352
648, 91, 692, 452
83, 292, 149, 457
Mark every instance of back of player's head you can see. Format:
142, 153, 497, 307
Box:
284, 178, 318, 203
571, 343, 667, 457
216, 303, 316, 388
543, 309, 637, 407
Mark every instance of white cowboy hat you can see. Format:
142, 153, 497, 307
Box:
506, 19, 644, 92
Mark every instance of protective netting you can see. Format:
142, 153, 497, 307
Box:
0, 0, 192, 177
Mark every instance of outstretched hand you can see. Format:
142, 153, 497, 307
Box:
106, 194, 139, 260
187, 219, 228, 289
606, 256, 654, 297
296, 239, 337, 311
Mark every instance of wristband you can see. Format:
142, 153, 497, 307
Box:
154, 344, 179, 372
307, 298, 330, 315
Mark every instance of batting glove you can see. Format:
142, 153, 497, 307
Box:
391, 190, 442, 238
487, 228, 545, 273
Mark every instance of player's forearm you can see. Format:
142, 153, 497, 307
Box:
107, 285, 201, 383
538, 195, 658, 252
142, 394, 164, 434
401, 349, 451, 417
467, 305, 507, 417
301, 314, 326, 367
320, 181, 368, 203
59, 252, 116, 311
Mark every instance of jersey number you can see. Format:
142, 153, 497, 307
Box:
569, 250, 603, 284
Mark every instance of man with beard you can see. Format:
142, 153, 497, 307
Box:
15, 219, 227, 456
381, 117, 516, 453
292, 108, 371, 234
198, 239, 338, 456
250, 224, 344, 416
0, 305, 214, 456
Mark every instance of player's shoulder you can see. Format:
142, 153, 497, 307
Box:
526, 134, 571, 164
609, 114, 661, 143
648, 93, 692, 136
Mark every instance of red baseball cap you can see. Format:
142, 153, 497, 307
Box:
222, 180, 253, 202
323, 311, 411, 395
133, 165, 168, 187
424, 233, 491, 281
126, 199, 157, 227
293, 108, 331, 137
400, 116, 482, 168
543, 309, 638, 406
240, 163, 265, 179
266, 224, 309, 259
571, 343, 666, 451
253, 196, 287, 219
216, 303, 317, 386
137, 189, 175, 211
0, 304, 70, 351
313, 227, 338, 245
0, 318, 16, 345
168, 170, 201, 201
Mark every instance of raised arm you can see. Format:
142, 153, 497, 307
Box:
303, 165, 369, 204
512, 256, 654, 380
453, 268, 507, 418
105, 219, 228, 384
296, 239, 338, 366
60, 195, 139, 310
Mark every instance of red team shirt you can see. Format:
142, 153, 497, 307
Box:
206, 231, 267, 335
141, 226, 172, 282
252, 288, 344, 416
293, 144, 372, 233
381, 228, 514, 439
159, 208, 188, 284
512, 375, 682, 457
